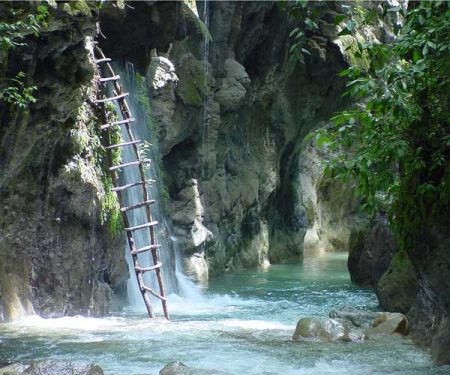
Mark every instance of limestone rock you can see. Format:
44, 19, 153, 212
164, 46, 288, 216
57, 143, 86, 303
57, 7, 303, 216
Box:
215, 78, 246, 111
299, 141, 367, 254
377, 252, 418, 313
224, 58, 250, 88
184, 253, 209, 285
171, 179, 213, 252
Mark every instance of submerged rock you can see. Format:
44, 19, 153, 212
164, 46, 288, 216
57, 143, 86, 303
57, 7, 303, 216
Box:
292, 317, 365, 342
160, 361, 229, 375
0, 361, 103, 375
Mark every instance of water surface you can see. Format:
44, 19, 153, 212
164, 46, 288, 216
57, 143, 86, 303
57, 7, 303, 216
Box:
1, 253, 447, 374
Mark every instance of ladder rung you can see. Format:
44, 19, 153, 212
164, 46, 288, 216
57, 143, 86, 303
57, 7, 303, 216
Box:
105, 140, 141, 150
100, 75, 120, 83
142, 285, 166, 301
95, 57, 111, 64
120, 200, 155, 212
130, 244, 161, 255
112, 179, 156, 192
125, 221, 158, 232
95, 93, 129, 103
100, 117, 135, 130
135, 262, 162, 273
109, 160, 141, 171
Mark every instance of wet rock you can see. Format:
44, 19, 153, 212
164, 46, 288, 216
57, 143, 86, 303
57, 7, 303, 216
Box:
292, 317, 365, 342
377, 252, 418, 314
0, 361, 103, 375
431, 318, 450, 365
159, 361, 229, 375
171, 179, 213, 253
329, 306, 379, 328
0, 3, 126, 319
348, 215, 397, 287
365, 312, 410, 337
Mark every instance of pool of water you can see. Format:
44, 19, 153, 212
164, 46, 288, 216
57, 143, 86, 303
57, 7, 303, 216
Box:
0, 253, 448, 374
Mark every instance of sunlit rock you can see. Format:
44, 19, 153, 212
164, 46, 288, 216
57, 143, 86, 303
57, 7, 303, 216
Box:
365, 312, 410, 337
293, 317, 365, 342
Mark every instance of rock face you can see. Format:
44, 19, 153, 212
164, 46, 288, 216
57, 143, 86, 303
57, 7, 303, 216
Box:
347, 215, 397, 288
0, 3, 127, 320
406, 215, 450, 364
100, 1, 350, 278
377, 252, 419, 314
299, 141, 367, 255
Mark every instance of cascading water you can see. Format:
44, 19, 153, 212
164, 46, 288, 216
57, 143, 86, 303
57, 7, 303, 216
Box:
112, 62, 203, 311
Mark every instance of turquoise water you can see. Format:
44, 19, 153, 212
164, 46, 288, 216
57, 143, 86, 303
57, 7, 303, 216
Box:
0, 253, 448, 374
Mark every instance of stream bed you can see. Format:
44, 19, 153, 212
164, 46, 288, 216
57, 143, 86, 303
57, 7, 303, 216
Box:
0, 253, 448, 374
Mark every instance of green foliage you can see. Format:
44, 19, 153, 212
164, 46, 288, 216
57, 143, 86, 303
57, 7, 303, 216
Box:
282, 0, 320, 65
310, 2, 450, 250
0, 4, 48, 109
0, 5, 48, 51
1, 71, 37, 108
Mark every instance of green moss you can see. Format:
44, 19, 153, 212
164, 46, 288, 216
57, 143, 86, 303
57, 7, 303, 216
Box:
61, 0, 92, 17
175, 56, 211, 107
338, 34, 371, 71
99, 176, 123, 236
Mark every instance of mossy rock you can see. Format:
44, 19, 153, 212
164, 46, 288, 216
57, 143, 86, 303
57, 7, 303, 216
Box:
336, 34, 370, 71
376, 252, 418, 313
60, 1, 92, 17
175, 54, 213, 107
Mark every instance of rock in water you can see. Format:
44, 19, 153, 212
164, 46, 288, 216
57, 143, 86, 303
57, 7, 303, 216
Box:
160, 361, 229, 375
329, 306, 379, 328
0, 361, 103, 375
292, 317, 365, 342
365, 312, 410, 337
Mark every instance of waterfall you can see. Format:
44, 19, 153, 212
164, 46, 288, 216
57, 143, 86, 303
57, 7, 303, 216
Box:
111, 63, 202, 311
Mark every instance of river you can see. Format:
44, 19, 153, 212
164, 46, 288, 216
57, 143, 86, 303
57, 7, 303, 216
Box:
1, 253, 448, 374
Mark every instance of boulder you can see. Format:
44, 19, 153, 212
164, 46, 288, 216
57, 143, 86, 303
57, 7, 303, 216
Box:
365, 312, 410, 337
292, 317, 365, 342
329, 306, 379, 328
160, 361, 229, 375
377, 252, 418, 313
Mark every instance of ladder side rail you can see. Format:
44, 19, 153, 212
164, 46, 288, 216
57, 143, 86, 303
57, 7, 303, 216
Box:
95, 46, 169, 319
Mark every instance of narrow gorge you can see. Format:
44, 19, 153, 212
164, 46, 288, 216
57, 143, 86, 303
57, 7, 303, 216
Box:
0, 1, 449, 374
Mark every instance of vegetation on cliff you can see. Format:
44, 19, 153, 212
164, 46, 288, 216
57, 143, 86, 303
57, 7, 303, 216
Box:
312, 1, 450, 251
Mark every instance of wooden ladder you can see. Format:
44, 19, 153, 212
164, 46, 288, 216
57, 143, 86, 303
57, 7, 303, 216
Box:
93, 44, 169, 320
